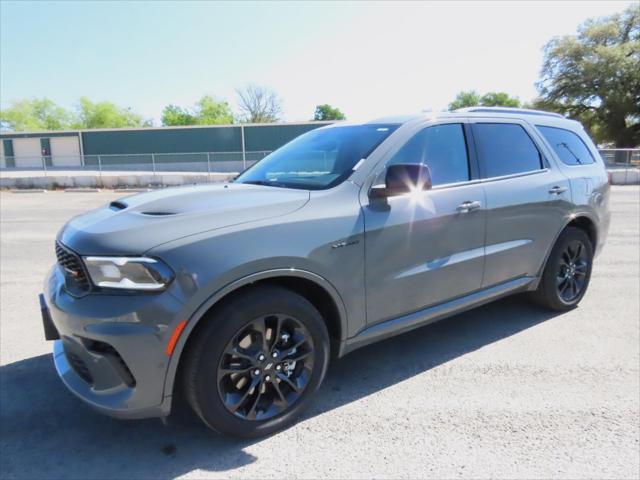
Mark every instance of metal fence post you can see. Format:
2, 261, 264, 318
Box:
97, 155, 103, 187
42, 155, 47, 177
241, 126, 247, 170
207, 152, 211, 182
151, 154, 156, 176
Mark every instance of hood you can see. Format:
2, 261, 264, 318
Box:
58, 183, 310, 255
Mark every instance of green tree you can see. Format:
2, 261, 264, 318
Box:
161, 105, 196, 126
194, 95, 234, 124
448, 90, 521, 110
479, 92, 521, 107
0, 98, 73, 131
313, 104, 346, 121
535, 5, 640, 147
448, 90, 481, 110
74, 97, 149, 129
161, 96, 233, 126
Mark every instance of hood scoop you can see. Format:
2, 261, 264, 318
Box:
109, 201, 128, 211
140, 211, 176, 216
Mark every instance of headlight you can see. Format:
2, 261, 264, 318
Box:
83, 257, 173, 291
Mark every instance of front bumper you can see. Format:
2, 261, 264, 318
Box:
43, 265, 185, 419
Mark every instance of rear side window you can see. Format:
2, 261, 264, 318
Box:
473, 123, 543, 178
387, 123, 470, 186
536, 125, 595, 165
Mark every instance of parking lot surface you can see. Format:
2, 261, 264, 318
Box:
1, 187, 638, 479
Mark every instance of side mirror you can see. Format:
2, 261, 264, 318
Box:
369, 163, 432, 199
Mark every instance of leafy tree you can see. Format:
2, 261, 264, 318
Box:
535, 4, 640, 147
194, 96, 234, 124
448, 90, 482, 110
236, 84, 282, 123
0, 98, 73, 131
74, 97, 149, 129
480, 92, 521, 107
313, 104, 346, 121
161, 105, 196, 126
161, 96, 233, 126
448, 90, 520, 110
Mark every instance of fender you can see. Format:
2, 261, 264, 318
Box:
161, 268, 349, 399
529, 210, 599, 290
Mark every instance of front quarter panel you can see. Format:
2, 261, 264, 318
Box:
147, 182, 366, 398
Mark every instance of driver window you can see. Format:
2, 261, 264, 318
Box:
386, 123, 470, 186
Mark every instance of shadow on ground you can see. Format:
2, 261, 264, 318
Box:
0, 295, 560, 479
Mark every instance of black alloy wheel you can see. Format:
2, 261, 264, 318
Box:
217, 314, 314, 421
556, 240, 589, 302
182, 285, 330, 438
533, 226, 593, 311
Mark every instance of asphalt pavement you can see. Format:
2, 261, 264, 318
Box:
0, 187, 638, 479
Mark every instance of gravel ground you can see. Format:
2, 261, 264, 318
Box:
0, 187, 638, 479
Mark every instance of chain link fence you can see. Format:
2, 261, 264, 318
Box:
0, 151, 272, 176
0, 148, 637, 176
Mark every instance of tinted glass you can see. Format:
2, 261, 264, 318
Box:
474, 123, 542, 178
536, 125, 595, 165
387, 123, 469, 186
236, 124, 399, 190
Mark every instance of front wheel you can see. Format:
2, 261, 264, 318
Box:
182, 285, 330, 438
533, 226, 594, 311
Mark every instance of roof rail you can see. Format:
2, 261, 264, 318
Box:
455, 107, 564, 118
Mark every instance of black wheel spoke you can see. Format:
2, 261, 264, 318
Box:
276, 372, 301, 392
270, 315, 283, 351
288, 350, 313, 362
220, 364, 254, 376
245, 385, 264, 420
574, 242, 583, 260
230, 376, 260, 413
228, 346, 255, 364
271, 379, 288, 406
253, 318, 270, 353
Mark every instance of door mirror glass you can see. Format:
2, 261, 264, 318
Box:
370, 163, 432, 198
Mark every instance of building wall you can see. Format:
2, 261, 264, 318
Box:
0, 122, 333, 167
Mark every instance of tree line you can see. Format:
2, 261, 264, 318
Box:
1, 5, 637, 146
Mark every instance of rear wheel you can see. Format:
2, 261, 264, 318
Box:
182, 285, 330, 438
533, 226, 593, 311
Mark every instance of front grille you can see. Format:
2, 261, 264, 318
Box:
65, 351, 93, 384
55, 241, 90, 292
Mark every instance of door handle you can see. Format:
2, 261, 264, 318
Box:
456, 200, 481, 213
549, 185, 567, 195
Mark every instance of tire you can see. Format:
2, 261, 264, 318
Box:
533, 226, 594, 311
182, 285, 330, 438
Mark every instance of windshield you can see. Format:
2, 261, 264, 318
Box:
236, 124, 399, 190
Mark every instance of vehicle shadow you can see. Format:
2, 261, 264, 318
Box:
0, 295, 560, 480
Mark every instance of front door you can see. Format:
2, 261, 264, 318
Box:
362, 122, 486, 326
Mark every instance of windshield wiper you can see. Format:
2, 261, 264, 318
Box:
239, 179, 289, 188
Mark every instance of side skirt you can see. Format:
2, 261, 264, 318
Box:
339, 276, 534, 356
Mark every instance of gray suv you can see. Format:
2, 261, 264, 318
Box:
41, 107, 610, 438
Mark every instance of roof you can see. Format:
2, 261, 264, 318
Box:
363, 107, 580, 129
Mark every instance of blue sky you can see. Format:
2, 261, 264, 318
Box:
0, 0, 633, 124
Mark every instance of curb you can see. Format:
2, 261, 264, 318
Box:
10, 189, 47, 194
114, 188, 153, 193
64, 188, 101, 193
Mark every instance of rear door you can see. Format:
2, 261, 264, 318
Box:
470, 119, 571, 287
362, 121, 486, 326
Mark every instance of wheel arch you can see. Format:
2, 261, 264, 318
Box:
162, 268, 348, 401
533, 212, 599, 288
566, 215, 597, 249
